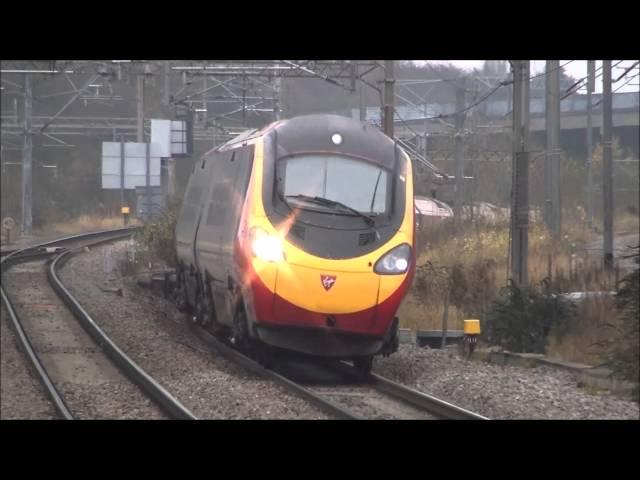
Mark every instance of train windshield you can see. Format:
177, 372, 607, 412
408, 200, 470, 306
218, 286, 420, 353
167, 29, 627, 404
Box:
279, 155, 389, 214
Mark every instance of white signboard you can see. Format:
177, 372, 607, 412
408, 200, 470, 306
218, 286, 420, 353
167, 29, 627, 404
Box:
151, 119, 171, 158
150, 119, 187, 157
101, 142, 161, 190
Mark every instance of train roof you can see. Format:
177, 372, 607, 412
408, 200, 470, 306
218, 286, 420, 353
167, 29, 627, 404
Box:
215, 120, 285, 152
272, 114, 397, 169
215, 114, 395, 153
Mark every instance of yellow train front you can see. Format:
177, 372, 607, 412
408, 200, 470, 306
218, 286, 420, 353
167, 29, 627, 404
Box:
176, 114, 415, 373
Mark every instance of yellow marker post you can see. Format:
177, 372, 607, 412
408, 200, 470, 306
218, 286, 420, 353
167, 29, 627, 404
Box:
463, 319, 481, 359
121, 206, 130, 226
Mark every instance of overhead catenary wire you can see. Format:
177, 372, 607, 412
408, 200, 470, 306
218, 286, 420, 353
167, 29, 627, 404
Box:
592, 72, 640, 107
367, 61, 620, 126
613, 61, 640, 83
423, 60, 574, 87
527, 60, 575, 82
561, 60, 625, 100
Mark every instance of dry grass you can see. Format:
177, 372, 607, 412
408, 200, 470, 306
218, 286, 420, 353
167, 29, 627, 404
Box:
546, 295, 618, 365
51, 214, 140, 235
1, 214, 141, 245
398, 295, 466, 332
615, 211, 640, 235
401, 211, 636, 365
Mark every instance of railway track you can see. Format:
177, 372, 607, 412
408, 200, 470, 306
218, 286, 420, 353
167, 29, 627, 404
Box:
154, 269, 489, 420
1, 229, 196, 420
189, 322, 488, 420
2, 229, 488, 420
315, 360, 488, 419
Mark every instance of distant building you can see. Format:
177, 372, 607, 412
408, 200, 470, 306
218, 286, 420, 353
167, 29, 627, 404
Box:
352, 92, 639, 124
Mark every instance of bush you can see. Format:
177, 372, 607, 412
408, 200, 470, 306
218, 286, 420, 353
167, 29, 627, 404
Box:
413, 258, 499, 319
132, 203, 178, 268
484, 279, 575, 353
597, 246, 639, 399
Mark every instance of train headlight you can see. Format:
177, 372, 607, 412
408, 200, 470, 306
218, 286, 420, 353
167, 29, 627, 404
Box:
374, 243, 411, 274
250, 227, 284, 262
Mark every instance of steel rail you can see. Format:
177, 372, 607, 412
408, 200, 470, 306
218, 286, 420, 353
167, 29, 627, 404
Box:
1, 229, 197, 420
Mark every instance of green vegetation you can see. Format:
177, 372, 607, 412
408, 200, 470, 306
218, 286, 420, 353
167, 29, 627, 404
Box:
596, 246, 639, 399
484, 280, 575, 354
132, 201, 179, 268
401, 210, 638, 370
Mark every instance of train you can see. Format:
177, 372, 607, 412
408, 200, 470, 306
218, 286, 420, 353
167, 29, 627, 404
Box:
173, 114, 415, 373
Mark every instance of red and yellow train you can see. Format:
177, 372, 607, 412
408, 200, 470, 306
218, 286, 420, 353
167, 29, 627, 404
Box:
174, 114, 415, 372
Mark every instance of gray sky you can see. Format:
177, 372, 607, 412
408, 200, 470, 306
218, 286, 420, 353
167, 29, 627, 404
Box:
415, 60, 639, 94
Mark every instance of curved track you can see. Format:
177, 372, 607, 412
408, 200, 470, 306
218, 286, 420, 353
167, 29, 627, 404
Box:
1, 229, 196, 420
188, 321, 488, 420
2, 229, 489, 420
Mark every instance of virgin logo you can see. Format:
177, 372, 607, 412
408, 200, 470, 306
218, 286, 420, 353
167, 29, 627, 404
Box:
320, 275, 336, 291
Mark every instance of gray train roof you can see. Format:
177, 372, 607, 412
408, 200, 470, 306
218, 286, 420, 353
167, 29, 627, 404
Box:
214, 114, 399, 169
271, 114, 397, 169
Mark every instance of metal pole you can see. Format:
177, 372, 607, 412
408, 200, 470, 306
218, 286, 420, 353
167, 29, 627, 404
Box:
586, 60, 595, 227
441, 287, 450, 349
454, 81, 466, 218
137, 75, 144, 142
146, 142, 151, 221
167, 158, 176, 198
423, 133, 429, 162
273, 62, 282, 121
383, 60, 394, 137
423, 102, 429, 161
359, 62, 366, 122
545, 60, 561, 238
602, 60, 614, 270
164, 61, 171, 106
22, 72, 33, 235
350, 61, 357, 93
120, 136, 125, 206
202, 74, 208, 127
510, 60, 530, 288
242, 73, 247, 127
544, 61, 553, 231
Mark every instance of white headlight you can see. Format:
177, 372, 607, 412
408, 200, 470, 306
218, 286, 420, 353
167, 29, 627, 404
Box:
374, 244, 411, 274
331, 133, 342, 145
250, 228, 284, 262
395, 258, 408, 271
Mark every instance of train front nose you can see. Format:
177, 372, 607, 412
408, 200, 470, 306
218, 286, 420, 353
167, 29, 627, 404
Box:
272, 263, 382, 334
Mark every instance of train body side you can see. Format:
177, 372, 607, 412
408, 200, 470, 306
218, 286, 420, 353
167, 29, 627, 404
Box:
175, 145, 254, 323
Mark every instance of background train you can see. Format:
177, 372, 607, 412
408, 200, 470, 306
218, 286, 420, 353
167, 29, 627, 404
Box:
174, 114, 415, 373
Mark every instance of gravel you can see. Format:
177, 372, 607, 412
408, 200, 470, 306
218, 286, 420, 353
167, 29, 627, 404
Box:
374, 344, 640, 420
20, 236, 637, 420
311, 385, 438, 419
2, 260, 165, 420
58, 240, 329, 419
1, 303, 57, 420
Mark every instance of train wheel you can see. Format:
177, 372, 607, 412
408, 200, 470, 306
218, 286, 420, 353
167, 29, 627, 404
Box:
231, 310, 249, 350
175, 270, 188, 313
195, 298, 209, 326
353, 355, 373, 375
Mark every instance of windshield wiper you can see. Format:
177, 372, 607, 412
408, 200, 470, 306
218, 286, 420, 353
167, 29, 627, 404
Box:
285, 194, 375, 226
276, 190, 293, 213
